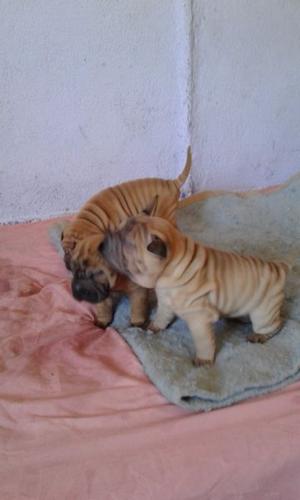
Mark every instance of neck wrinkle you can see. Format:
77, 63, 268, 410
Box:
158, 234, 210, 289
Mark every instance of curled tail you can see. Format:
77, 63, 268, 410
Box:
174, 146, 192, 188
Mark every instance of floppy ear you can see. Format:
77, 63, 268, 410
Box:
142, 195, 159, 216
98, 238, 107, 254
62, 238, 76, 251
147, 235, 167, 258
98, 233, 111, 256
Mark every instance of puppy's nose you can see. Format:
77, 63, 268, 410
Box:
72, 280, 84, 301
71, 279, 105, 304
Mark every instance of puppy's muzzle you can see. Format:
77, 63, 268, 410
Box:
71, 279, 109, 303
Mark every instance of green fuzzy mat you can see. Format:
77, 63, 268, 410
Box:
113, 176, 300, 411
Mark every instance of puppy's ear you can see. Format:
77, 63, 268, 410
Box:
98, 234, 110, 256
147, 235, 167, 258
62, 238, 76, 251
142, 196, 159, 216
98, 240, 106, 254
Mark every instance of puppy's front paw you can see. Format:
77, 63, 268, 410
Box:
130, 319, 148, 329
247, 333, 270, 344
94, 319, 111, 329
147, 321, 161, 334
193, 357, 214, 367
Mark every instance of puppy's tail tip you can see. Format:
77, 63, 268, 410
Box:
174, 146, 192, 188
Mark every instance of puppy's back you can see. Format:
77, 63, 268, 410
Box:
205, 248, 289, 317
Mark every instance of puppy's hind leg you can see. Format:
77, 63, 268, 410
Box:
247, 318, 283, 343
248, 295, 284, 343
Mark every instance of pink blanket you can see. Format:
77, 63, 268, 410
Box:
1, 219, 300, 500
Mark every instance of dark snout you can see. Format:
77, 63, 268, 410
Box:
71, 278, 109, 303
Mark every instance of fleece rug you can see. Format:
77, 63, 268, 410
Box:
110, 176, 300, 411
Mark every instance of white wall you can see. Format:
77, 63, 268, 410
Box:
0, 0, 190, 223
1, 1, 300, 223
191, 0, 300, 191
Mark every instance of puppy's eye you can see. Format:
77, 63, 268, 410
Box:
95, 270, 104, 276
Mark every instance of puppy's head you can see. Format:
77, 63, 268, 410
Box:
66, 234, 118, 304
100, 214, 171, 289
60, 196, 163, 302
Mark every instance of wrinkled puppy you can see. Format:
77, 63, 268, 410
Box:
101, 213, 290, 366
52, 148, 192, 327
49, 221, 150, 328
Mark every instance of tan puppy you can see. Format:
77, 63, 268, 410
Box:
101, 212, 290, 365
59, 148, 192, 327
